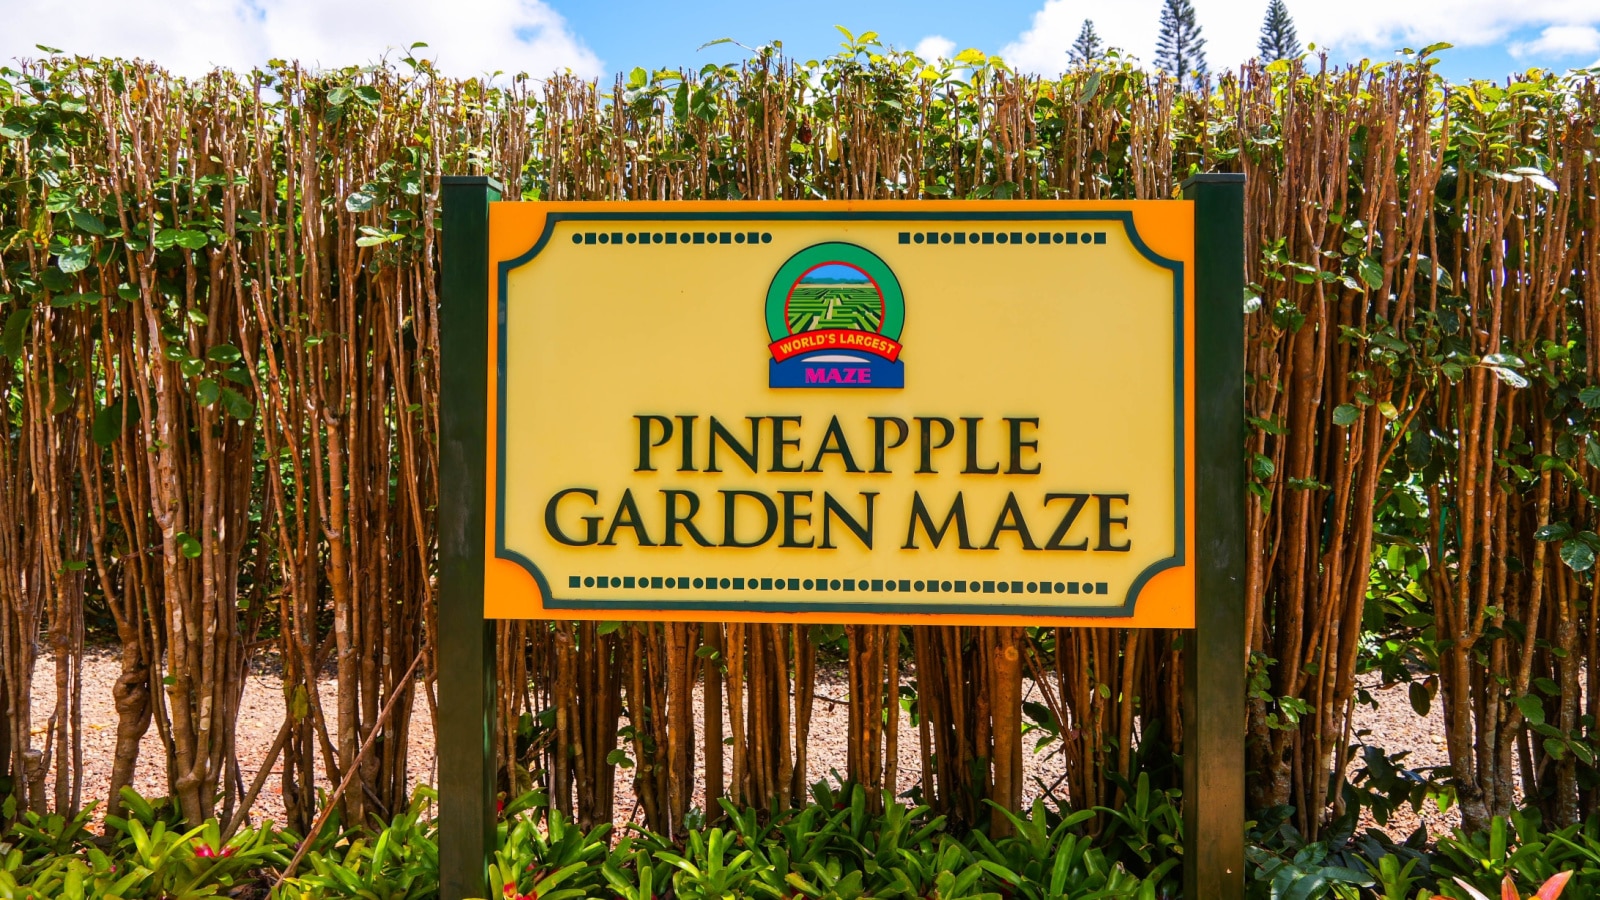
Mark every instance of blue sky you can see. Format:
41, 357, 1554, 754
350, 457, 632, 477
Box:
556, 0, 1597, 85
2, 0, 1597, 85
802, 264, 872, 284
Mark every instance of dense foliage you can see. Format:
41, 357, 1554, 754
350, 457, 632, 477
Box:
0, 782, 1588, 900
0, 33, 1597, 851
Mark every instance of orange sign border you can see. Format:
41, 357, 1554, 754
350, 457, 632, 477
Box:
482, 200, 1196, 628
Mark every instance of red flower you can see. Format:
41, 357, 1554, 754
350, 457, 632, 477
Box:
194, 845, 217, 859
221, 846, 236, 858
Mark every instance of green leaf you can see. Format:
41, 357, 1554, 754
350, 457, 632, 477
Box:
1580, 386, 1600, 408
57, 244, 92, 274
1517, 694, 1546, 726
195, 378, 220, 407
1357, 257, 1383, 291
1332, 404, 1360, 426
1535, 523, 1573, 542
92, 404, 120, 447
1251, 454, 1275, 479
352, 86, 381, 106
1488, 366, 1529, 389
1409, 682, 1431, 717
345, 191, 376, 213
1, 308, 31, 360
69, 210, 109, 236
1248, 415, 1288, 435
46, 190, 77, 212
1560, 540, 1595, 572
1077, 71, 1102, 105
177, 532, 203, 559
220, 387, 253, 420
1432, 263, 1454, 291
52, 291, 103, 309
155, 228, 207, 251
206, 343, 242, 363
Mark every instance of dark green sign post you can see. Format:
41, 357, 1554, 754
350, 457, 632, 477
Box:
439, 175, 502, 900
436, 175, 1245, 900
1182, 173, 1247, 900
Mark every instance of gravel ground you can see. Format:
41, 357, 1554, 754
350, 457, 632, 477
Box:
28, 647, 1455, 837
24, 648, 439, 829
1346, 678, 1459, 839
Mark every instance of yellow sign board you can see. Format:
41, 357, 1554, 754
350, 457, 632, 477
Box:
483, 201, 1195, 627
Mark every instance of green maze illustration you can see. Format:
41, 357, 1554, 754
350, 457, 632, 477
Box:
785, 284, 884, 333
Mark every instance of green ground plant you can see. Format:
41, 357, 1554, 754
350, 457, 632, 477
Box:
0, 780, 1590, 900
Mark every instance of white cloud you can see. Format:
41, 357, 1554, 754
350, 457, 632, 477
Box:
1510, 25, 1600, 58
914, 35, 957, 61
0, 0, 603, 79
1003, 0, 1600, 76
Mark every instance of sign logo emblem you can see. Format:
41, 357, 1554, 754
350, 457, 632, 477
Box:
766, 243, 905, 388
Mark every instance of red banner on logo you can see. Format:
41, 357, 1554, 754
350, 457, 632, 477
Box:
769, 329, 903, 363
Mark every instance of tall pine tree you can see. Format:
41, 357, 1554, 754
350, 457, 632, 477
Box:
1155, 0, 1208, 89
1257, 0, 1302, 61
1070, 19, 1103, 64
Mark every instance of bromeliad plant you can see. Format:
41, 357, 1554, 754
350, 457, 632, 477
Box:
1449, 873, 1572, 900
278, 786, 441, 900
2, 782, 1590, 900
485, 797, 614, 900
980, 801, 1159, 900
0, 789, 288, 900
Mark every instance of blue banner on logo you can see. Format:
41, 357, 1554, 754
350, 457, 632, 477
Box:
770, 353, 905, 389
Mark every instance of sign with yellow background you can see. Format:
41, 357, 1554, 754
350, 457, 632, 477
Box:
484, 201, 1195, 627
